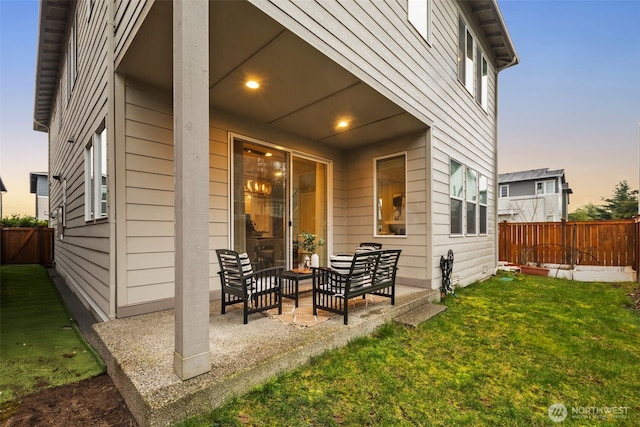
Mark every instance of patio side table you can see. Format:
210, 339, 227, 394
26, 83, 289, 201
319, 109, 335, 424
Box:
282, 269, 314, 307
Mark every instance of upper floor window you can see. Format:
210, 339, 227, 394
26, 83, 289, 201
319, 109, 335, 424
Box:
536, 181, 555, 195
66, 15, 77, 103
375, 153, 406, 237
408, 0, 432, 44
86, 0, 95, 21
499, 184, 509, 198
476, 49, 488, 111
85, 125, 108, 220
458, 16, 474, 93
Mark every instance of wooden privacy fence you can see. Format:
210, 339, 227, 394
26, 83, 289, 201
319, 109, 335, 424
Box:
499, 219, 638, 270
0, 227, 55, 266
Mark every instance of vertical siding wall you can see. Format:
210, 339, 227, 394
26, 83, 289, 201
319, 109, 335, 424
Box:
49, 0, 111, 320
255, 0, 500, 288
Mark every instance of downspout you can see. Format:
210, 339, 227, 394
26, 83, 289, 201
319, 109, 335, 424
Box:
107, 0, 117, 319
493, 69, 500, 271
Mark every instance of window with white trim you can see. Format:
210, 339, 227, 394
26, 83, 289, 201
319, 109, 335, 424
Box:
499, 184, 509, 198
450, 159, 464, 235
466, 168, 477, 235
85, 125, 108, 220
458, 16, 475, 93
479, 175, 488, 234
66, 15, 77, 103
536, 180, 555, 195
408, 0, 432, 44
375, 153, 407, 237
86, 0, 95, 21
476, 49, 488, 111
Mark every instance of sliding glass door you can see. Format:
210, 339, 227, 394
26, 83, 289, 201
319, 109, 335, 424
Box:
292, 156, 327, 268
233, 139, 287, 269
232, 137, 328, 269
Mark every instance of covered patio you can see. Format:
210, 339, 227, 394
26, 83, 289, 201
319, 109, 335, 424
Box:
89, 284, 442, 426
115, 0, 431, 385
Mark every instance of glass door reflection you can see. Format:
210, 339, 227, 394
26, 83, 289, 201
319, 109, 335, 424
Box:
233, 139, 286, 269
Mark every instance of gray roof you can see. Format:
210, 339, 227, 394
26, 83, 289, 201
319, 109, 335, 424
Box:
498, 168, 566, 184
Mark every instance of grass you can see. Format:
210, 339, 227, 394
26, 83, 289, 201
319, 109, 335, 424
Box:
178, 273, 640, 426
0, 265, 105, 406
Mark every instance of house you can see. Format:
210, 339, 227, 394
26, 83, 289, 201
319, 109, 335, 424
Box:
33, 0, 517, 379
498, 168, 573, 222
0, 176, 6, 218
29, 172, 49, 221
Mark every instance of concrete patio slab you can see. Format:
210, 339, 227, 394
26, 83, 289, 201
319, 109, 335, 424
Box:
89, 285, 440, 426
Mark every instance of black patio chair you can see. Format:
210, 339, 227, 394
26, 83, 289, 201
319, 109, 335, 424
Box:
359, 242, 383, 249
215, 249, 282, 324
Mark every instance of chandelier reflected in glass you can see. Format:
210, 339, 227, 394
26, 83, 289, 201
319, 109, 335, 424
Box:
245, 179, 272, 196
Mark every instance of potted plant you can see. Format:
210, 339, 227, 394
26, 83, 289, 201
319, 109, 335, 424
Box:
301, 231, 325, 268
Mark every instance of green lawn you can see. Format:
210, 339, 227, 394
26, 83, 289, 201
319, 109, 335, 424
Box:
179, 273, 640, 426
0, 265, 105, 406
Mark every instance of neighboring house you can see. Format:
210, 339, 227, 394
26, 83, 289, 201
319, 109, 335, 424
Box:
498, 168, 573, 222
29, 172, 49, 221
0, 176, 6, 218
34, 0, 517, 378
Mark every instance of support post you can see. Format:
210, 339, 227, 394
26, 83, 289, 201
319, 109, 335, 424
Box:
173, 0, 211, 380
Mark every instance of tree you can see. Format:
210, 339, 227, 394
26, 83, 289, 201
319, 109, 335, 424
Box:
600, 180, 638, 219
568, 203, 607, 221
569, 180, 638, 221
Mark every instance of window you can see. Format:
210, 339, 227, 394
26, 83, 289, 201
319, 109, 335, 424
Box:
84, 141, 94, 220
476, 49, 488, 111
66, 16, 77, 103
450, 159, 463, 235
458, 16, 474, 93
375, 153, 406, 237
479, 175, 488, 234
85, 126, 107, 220
536, 181, 555, 195
499, 184, 509, 198
408, 0, 432, 44
86, 0, 95, 21
466, 168, 477, 235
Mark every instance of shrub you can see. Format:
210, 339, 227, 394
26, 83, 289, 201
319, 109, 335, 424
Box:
0, 214, 48, 228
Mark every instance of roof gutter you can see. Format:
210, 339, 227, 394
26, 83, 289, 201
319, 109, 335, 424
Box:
491, 0, 519, 72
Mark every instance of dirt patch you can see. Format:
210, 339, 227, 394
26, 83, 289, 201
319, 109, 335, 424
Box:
630, 286, 640, 312
1, 374, 137, 427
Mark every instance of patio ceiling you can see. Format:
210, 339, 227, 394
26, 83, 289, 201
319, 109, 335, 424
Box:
117, 0, 428, 149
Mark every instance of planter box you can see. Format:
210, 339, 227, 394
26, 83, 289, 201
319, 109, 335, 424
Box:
519, 265, 550, 277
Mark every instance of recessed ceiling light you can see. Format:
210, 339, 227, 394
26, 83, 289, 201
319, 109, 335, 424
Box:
265, 152, 273, 157
246, 80, 260, 89
337, 120, 349, 128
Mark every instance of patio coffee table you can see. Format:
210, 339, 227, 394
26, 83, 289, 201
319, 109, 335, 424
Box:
282, 268, 314, 307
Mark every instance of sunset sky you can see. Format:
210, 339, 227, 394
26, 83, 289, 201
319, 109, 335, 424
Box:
1, 0, 639, 218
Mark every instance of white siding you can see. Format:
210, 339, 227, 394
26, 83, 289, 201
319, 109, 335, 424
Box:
120, 80, 344, 313
344, 133, 431, 285
49, 0, 111, 320
253, 0, 499, 288
114, 0, 150, 62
